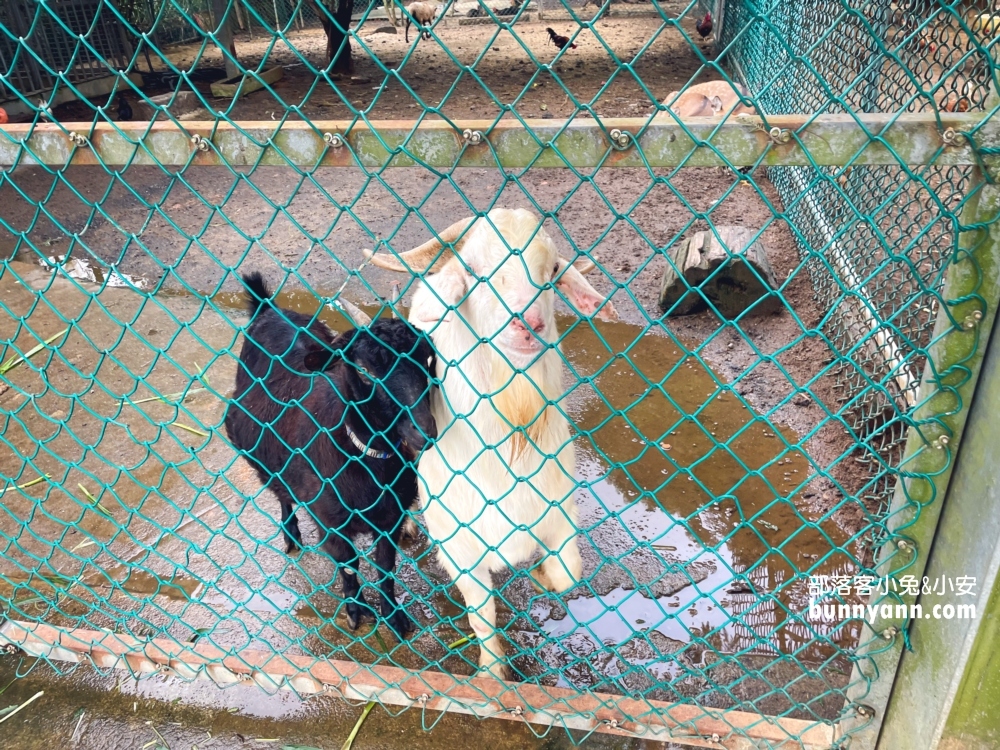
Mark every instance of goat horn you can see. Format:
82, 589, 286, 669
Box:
329, 297, 373, 327
573, 258, 596, 274
362, 217, 476, 274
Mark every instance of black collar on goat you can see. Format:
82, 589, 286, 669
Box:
224, 271, 437, 639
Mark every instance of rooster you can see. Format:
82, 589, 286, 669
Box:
695, 11, 712, 40
546, 27, 577, 50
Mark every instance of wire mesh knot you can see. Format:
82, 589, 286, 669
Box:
68, 132, 89, 148
190, 134, 210, 152
324, 132, 345, 148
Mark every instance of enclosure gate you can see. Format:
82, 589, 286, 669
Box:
1, 0, 999, 747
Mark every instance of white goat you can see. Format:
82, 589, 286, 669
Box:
366, 209, 617, 679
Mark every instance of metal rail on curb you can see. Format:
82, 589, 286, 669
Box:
0, 113, 988, 169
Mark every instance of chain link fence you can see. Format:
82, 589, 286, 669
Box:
0, 0, 997, 746
719, 0, 994, 521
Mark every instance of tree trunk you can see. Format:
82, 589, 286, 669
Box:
214, 2, 238, 76
658, 226, 780, 318
319, 0, 353, 74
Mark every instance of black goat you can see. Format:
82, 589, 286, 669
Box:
224, 272, 437, 638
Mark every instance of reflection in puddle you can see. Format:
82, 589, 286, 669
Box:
112, 569, 204, 602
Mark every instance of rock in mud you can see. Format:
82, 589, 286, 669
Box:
568, 555, 717, 600
659, 226, 780, 318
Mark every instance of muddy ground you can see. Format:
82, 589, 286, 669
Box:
0, 158, 872, 538
0, 656, 670, 749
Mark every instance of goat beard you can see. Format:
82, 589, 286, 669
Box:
488, 349, 551, 464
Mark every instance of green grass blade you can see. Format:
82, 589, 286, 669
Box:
0, 474, 51, 498
0, 328, 69, 376
340, 701, 376, 750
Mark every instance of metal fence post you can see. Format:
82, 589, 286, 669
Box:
876, 180, 1000, 746
838, 167, 1000, 748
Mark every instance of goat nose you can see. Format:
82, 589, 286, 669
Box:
525, 310, 545, 332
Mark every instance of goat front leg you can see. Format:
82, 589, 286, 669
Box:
450, 562, 509, 681
268, 484, 304, 554
373, 532, 415, 639
324, 533, 376, 631
536, 513, 582, 594
278, 499, 303, 554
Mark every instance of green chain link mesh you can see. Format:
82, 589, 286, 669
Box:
0, 0, 997, 745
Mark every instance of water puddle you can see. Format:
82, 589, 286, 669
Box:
0, 567, 203, 605
530, 317, 859, 679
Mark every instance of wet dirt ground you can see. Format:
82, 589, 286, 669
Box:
0, 160, 872, 535
0, 657, 671, 749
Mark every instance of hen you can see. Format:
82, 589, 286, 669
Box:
546, 27, 577, 50
695, 11, 713, 40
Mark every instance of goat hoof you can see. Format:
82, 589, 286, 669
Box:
285, 541, 301, 555
528, 569, 555, 594
400, 517, 420, 541
346, 600, 376, 631
481, 662, 512, 682
386, 610, 416, 640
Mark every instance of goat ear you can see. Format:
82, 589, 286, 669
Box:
303, 348, 336, 372
555, 258, 617, 322
302, 329, 353, 372
709, 95, 724, 114
408, 259, 470, 331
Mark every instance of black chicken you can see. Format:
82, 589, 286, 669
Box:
117, 93, 133, 122
546, 27, 577, 50
695, 11, 713, 40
